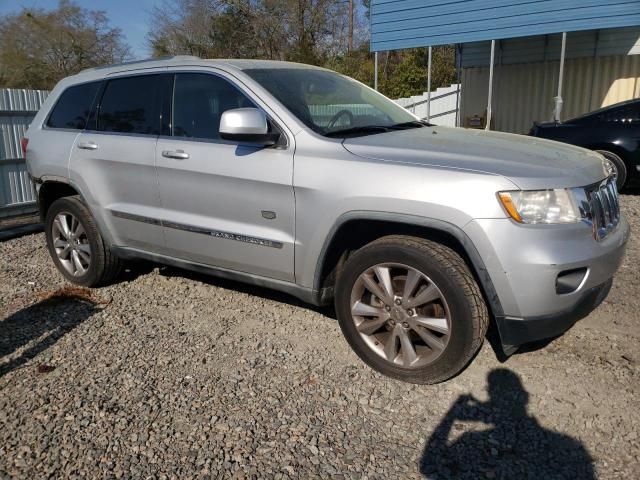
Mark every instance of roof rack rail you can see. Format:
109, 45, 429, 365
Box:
79, 55, 201, 74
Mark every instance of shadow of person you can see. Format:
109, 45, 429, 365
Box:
420, 368, 595, 479
0, 290, 100, 377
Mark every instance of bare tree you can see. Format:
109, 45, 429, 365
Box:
147, 0, 349, 63
0, 0, 131, 89
147, 0, 456, 98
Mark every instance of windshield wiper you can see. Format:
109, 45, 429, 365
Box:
325, 125, 392, 138
324, 120, 433, 138
325, 120, 433, 138
389, 120, 432, 129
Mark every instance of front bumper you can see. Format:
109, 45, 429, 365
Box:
464, 214, 629, 348
496, 279, 612, 348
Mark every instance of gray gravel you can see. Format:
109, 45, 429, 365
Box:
1, 195, 639, 479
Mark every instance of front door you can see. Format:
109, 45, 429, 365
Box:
155, 71, 295, 282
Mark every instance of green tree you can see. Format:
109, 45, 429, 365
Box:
0, 0, 130, 89
377, 47, 456, 98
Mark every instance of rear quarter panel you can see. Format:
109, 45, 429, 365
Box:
25, 80, 80, 182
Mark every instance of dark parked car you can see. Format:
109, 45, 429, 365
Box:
529, 98, 640, 190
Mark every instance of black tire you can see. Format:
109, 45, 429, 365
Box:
45, 195, 122, 287
597, 150, 627, 191
335, 235, 488, 384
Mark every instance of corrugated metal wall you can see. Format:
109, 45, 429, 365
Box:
461, 54, 640, 133
461, 27, 640, 67
371, 0, 640, 51
0, 88, 48, 218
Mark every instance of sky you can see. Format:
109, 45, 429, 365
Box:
0, 0, 160, 58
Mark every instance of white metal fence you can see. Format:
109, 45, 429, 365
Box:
395, 83, 461, 127
0, 88, 48, 218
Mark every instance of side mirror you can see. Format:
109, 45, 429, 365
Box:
219, 108, 279, 145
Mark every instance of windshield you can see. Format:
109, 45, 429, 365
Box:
243, 68, 420, 137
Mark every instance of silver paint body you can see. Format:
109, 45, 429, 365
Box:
26, 58, 629, 323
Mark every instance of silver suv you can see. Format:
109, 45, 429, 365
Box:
25, 57, 629, 384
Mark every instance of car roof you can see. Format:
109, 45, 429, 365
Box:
71, 56, 327, 82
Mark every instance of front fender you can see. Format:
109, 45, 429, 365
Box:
308, 210, 505, 321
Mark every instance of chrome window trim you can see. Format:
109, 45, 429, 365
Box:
40, 127, 85, 134
42, 67, 292, 148
80, 130, 160, 140
155, 134, 276, 148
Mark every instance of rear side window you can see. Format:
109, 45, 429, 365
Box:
597, 104, 640, 123
46, 82, 100, 130
616, 105, 639, 123
98, 75, 162, 134
172, 73, 255, 140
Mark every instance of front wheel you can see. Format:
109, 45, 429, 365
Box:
597, 150, 627, 191
335, 236, 488, 384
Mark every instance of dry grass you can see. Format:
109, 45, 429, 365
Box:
35, 285, 110, 306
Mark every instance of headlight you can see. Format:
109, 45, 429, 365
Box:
497, 189, 580, 224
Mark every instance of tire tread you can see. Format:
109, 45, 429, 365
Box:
336, 234, 489, 384
45, 195, 121, 287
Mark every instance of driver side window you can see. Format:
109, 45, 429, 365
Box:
172, 73, 255, 141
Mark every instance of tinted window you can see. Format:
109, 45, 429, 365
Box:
172, 73, 254, 140
98, 75, 162, 134
619, 107, 636, 122
46, 82, 100, 130
599, 105, 640, 123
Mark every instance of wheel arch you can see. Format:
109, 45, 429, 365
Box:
37, 179, 115, 247
313, 211, 504, 319
586, 142, 630, 164
37, 179, 82, 222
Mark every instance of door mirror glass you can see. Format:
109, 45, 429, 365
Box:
219, 108, 279, 145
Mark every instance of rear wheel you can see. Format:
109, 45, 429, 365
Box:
597, 150, 627, 191
335, 235, 488, 384
45, 196, 121, 287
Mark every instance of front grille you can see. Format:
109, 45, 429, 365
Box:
587, 178, 620, 241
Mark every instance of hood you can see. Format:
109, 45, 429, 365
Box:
342, 126, 607, 190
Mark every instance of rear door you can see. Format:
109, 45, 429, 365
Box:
69, 73, 171, 252
155, 70, 295, 281
31, 81, 102, 185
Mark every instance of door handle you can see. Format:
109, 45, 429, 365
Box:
77, 141, 98, 150
162, 150, 189, 160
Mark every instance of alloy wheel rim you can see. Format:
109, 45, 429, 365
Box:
52, 212, 91, 277
350, 263, 451, 368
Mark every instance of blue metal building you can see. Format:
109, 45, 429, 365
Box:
370, 1, 640, 133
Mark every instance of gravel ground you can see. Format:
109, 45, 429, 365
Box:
1, 195, 639, 479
